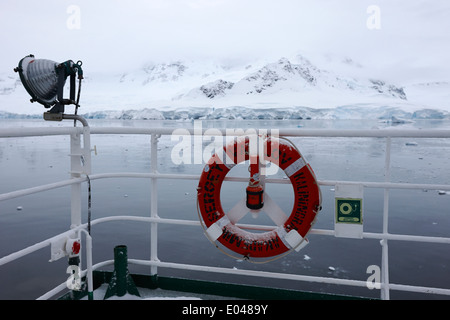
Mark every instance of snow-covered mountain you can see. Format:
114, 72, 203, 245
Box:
1, 53, 449, 120
184, 56, 407, 101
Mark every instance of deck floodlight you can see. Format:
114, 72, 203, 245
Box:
14, 54, 84, 120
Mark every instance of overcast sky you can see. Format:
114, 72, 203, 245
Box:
1, 0, 449, 83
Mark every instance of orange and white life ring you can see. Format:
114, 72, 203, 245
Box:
197, 135, 322, 259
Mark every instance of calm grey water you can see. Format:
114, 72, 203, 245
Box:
1, 118, 450, 299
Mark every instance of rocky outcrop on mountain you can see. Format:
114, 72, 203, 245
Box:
200, 79, 234, 98
370, 79, 406, 100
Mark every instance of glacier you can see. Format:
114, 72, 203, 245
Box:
76, 105, 449, 121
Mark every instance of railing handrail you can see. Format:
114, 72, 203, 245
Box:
1, 124, 450, 300
2, 126, 450, 138
2, 171, 450, 202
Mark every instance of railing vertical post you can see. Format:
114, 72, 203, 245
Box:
69, 122, 91, 229
82, 125, 92, 176
150, 133, 160, 275
79, 229, 94, 300
70, 132, 82, 228
381, 137, 392, 299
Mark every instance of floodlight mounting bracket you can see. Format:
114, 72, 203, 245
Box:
49, 60, 84, 115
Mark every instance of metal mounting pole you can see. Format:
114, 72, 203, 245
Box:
150, 133, 160, 276
104, 245, 140, 299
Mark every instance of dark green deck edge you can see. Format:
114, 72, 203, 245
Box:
59, 271, 371, 300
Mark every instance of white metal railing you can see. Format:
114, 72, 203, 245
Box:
1, 124, 450, 300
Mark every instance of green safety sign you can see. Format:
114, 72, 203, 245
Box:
335, 198, 362, 224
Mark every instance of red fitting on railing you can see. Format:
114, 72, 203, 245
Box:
246, 155, 264, 210
246, 184, 264, 210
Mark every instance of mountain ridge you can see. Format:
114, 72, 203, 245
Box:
182, 56, 407, 101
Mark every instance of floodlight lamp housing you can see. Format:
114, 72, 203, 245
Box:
14, 54, 83, 115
